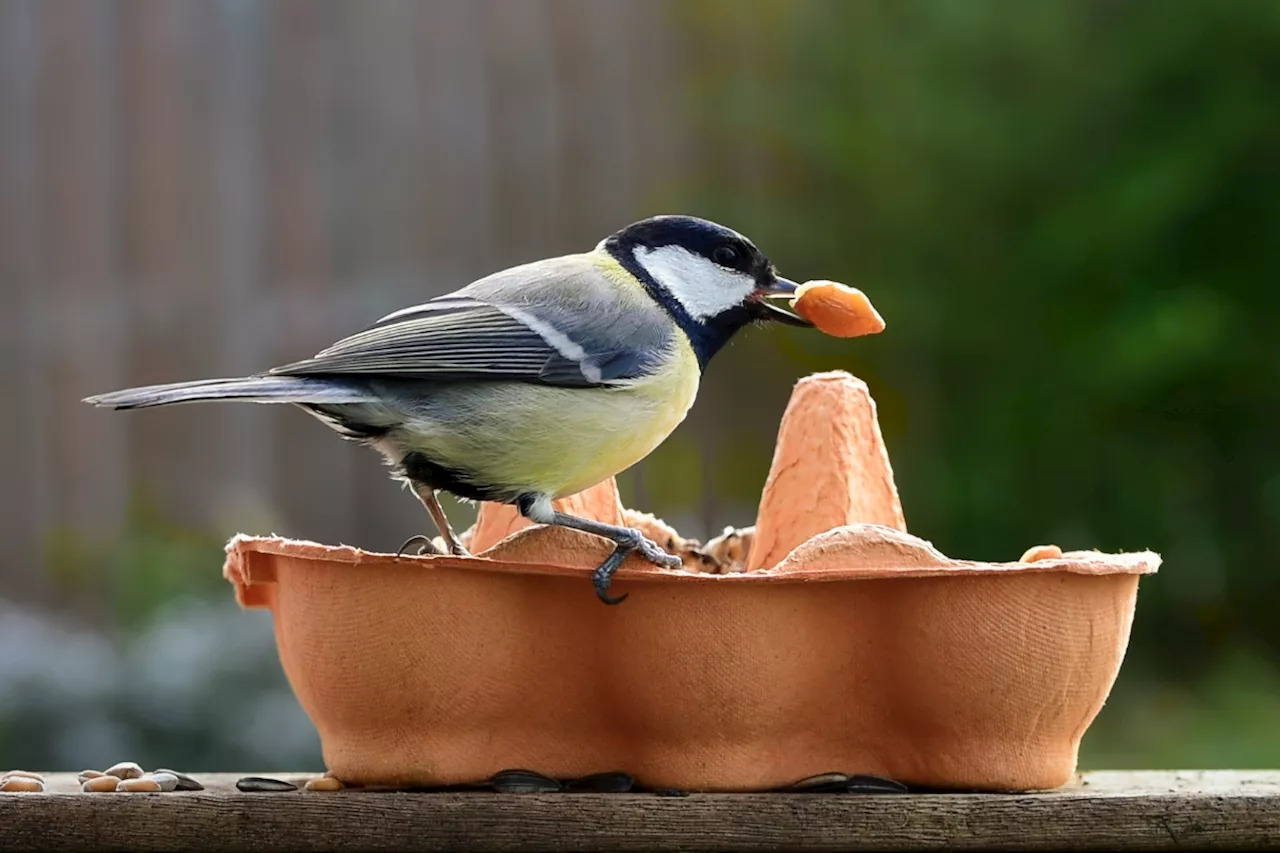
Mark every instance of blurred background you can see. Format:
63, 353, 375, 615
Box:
2, 0, 1279, 774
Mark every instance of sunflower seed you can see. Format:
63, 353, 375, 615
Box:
490, 769, 561, 793
844, 774, 908, 794
784, 771, 908, 794
0, 777, 43, 792
563, 772, 634, 793
104, 761, 143, 780
117, 777, 162, 793
148, 773, 180, 792
305, 776, 345, 792
236, 776, 298, 792
82, 776, 120, 793
153, 769, 204, 791
785, 772, 850, 793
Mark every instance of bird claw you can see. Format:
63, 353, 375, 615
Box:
593, 549, 630, 605
592, 529, 682, 605
395, 535, 471, 559
395, 535, 440, 558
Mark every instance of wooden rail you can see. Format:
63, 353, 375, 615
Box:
2, 771, 1278, 852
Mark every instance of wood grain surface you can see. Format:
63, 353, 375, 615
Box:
2, 771, 1278, 852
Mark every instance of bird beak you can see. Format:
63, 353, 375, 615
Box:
753, 276, 813, 327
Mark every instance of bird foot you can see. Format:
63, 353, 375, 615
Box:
395, 535, 439, 558
395, 534, 471, 559
592, 528, 682, 606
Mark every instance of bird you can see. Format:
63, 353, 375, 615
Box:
84, 215, 816, 604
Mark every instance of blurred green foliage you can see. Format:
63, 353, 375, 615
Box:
671, 0, 1280, 767
680, 0, 1280, 668
1083, 648, 1280, 769
44, 496, 228, 634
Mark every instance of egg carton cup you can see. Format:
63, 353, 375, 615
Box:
224, 371, 1159, 792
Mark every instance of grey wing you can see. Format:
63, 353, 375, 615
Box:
268, 255, 673, 388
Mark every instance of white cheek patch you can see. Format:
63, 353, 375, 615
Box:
633, 245, 756, 320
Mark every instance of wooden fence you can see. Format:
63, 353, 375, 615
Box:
0, 0, 709, 605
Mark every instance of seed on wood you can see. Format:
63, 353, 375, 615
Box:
148, 772, 180, 792
236, 776, 298, 792
563, 772, 634, 793
117, 777, 162, 793
783, 771, 908, 794
304, 776, 344, 792
1, 777, 44, 792
844, 774, 909, 794
77, 770, 104, 784
3, 770, 44, 782
153, 769, 204, 791
82, 776, 121, 793
104, 761, 144, 780
490, 769, 561, 793
785, 772, 850, 793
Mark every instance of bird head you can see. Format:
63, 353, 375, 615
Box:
600, 215, 811, 365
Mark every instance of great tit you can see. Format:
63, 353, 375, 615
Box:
85, 215, 815, 604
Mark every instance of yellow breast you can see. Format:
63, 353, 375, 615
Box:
393, 334, 701, 501
545, 335, 700, 498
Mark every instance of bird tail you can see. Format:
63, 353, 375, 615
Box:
83, 376, 374, 410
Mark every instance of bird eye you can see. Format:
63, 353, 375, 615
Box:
713, 246, 739, 267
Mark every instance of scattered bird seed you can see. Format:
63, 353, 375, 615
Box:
77, 764, 199, 794
236, 776, 298, 793
104, 761, 144, 780
563, 772, 634, 793
0, 777, 44, 793
489, 769, 562, 794
153, 769, 204, 791
148, 773, 180, 792
82, 776, 120, 793
304, 776, 345, 792
3, 771, 44, 782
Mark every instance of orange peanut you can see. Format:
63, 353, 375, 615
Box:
792, 281, 886, 338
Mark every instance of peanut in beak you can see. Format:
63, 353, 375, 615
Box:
769, 280, 886, 338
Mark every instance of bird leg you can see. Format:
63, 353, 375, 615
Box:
409, 482, 470, 556
518, 496, 682, 604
